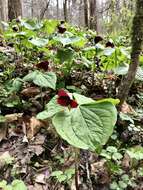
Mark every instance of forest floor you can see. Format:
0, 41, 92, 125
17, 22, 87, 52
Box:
0, 19, 143, 190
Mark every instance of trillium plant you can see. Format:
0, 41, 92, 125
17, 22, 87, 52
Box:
37, 90, 118, 188
37, 89, 118, 151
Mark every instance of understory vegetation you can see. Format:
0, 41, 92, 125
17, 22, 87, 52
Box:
0, 18, 143, 190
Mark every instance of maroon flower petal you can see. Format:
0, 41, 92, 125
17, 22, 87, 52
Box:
58, 89, 69, 97
70, 100, 78, 108
36, 61, 49, 71
57, 89, 78, 108
94, 36, 103, 44
106, 41, 115, 48
58, 26, 66, 34
57, 96, 71, 107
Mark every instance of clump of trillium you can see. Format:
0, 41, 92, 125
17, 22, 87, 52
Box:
106, 41, 115, 48
94, 35, 103, 44
36, 61, 49, 71
57, 21, 66, 34
57, 89, 78, 108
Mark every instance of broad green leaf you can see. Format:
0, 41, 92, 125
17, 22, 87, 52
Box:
110, 182, 118, 189
73, 93, 119, 105
43, 20, 58, 34
12, 180, 27, 190
21, 20, 43, 30
54, 36, 83, 46
96, 98, 120, 105
112, 152, 123, 160
114, 64, 129, 75
95, 43, 104, 50
120, 47, 131, 59
37, 96, 64, 120
29, 37, 49, 47
81, 56, 92, 68
23, 70, 37, 82
57, 48, 74, 63
106, 146, 117, 153
52, 111, 89, 149
103, 48, 115, 56
126, 146, 143, 160
23, 70, 57, 89
53, 101, 117, 150
73, 93, 95, 105
118, 181, 127, 189
33, 72, 56, 89
72, 37, 87, 48
11, 78, 23, 92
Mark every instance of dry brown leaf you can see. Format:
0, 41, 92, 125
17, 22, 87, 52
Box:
28, 134, 46, 155
0, 46, 15, 53
29, 145, 44, 156
26, 117, 48, 139
28, 183, 45, 190
35, 174, 46, 184
121, 101, 135, 114
5, 113, 23, 123
21, 87, 40, 97
0, 123, 7, 142
122, 153, 131, 170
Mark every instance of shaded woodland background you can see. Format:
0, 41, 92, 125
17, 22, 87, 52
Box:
0, 0, 135, 35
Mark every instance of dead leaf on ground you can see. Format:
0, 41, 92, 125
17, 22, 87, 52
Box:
30, 145, 44, 156
122, 153, 131, 170
5, 113, 23, 123
121, 101, 136, 114
28, 183, 46, 190
21, 87, 40, 97
0, 123, 7, 142
35, 173, 46, 184
29, 134, 46, 155
0, 46, 15, 53
26, 117, 48, 139
91, 160, 110, 185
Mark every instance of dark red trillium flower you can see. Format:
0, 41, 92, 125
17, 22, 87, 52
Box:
106, 41, 115, 48
58, 25, 66, 34
57, 89, 78, 108
60, 21, 65, 24
94, 36, 103, 44
36, 61, 49, 71
12, 26, 19, 32
57, 21, 66, 34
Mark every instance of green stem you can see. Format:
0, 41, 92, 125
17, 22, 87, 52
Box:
74, 148, 79, 190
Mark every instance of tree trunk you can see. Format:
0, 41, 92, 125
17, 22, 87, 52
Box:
84, 0, 89, 27
40, 0, 50, 19
118, 0, 143, 108
8, 0, 22, 20
57, 0, 59, 19
0, 0, 8, 21
89, 0, 97, 31
63, 0, 68, 22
